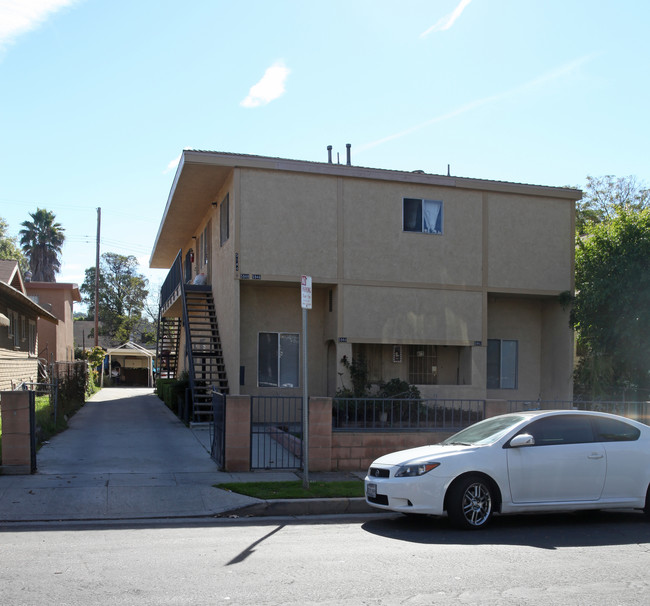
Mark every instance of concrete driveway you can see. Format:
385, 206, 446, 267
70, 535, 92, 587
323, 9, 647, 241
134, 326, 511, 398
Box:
0, 388, 267, 522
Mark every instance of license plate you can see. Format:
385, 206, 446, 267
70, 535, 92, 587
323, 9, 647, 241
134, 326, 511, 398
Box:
366, 483, 377, 499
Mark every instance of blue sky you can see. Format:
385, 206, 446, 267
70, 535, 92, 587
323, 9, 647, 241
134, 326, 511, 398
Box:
1, 0, 649, 295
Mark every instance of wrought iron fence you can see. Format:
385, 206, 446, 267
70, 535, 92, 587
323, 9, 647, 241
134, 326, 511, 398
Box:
332, 398, 485, 431
507, 400, 575, 412
250, 396, 303, 469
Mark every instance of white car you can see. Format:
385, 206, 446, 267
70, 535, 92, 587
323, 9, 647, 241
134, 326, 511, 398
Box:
365, 410, 650, 529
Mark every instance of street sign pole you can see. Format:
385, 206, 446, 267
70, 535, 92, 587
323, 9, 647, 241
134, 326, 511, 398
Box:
301, 275, 312, 489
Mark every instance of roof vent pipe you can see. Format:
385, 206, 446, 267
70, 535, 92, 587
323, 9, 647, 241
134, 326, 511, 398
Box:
346, 143, 351, 166
327, 145, 333, 163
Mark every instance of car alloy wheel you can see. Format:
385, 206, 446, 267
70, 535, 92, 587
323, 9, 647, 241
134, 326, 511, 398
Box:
447, 475, 493, 529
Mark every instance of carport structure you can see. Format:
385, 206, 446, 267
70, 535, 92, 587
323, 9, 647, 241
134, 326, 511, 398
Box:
105, 341, 154, 387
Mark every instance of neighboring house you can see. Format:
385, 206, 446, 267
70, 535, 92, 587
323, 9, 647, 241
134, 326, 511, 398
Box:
25, 279, 81, 363
0, 260, 58, 391
150, 149, 581, 421
73, 320, 112, 352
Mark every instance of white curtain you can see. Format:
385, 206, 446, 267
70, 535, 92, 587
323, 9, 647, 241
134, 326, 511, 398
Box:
422, 200, 442, 233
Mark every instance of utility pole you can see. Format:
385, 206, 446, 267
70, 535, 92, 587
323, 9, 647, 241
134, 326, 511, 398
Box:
94, 207, 101, 347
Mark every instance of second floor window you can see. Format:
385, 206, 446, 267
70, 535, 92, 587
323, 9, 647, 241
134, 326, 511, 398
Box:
403, 198, 443, 234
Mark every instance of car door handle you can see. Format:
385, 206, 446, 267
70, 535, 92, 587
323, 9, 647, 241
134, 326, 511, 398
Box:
588, 453, 604, 459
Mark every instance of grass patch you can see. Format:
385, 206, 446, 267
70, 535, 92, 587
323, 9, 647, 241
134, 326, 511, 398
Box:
215, 480, 365, 500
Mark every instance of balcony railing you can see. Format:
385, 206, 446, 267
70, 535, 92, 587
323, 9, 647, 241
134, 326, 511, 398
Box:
160, 249, 183, 310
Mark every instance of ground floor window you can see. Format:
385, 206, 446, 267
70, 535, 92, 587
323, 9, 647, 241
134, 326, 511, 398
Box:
487, 339, 518, 389
408, 345, 438, 385
258, 332, 299, 388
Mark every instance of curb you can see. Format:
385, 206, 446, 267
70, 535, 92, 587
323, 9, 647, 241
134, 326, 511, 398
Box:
218, 497, 376, 518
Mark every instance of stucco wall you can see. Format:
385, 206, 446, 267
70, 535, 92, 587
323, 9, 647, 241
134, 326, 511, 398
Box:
342, 178, 483, 285
341, 284, 483, 344
239, 283, 329, 397
238, 170, 339, 280
487, 192, 574, 292
486, 296, 572, 401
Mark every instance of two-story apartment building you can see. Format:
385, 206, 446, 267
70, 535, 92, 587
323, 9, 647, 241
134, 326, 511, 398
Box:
150, 149, 581, 420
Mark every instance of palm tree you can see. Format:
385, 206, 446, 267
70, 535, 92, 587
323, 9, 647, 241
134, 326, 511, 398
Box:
19, 208, 65, 282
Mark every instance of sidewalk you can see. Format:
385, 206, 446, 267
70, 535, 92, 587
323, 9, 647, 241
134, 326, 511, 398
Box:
0, 388, 371, 524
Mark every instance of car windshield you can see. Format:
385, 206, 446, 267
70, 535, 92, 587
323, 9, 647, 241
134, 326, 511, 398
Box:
441, 414, 527, 446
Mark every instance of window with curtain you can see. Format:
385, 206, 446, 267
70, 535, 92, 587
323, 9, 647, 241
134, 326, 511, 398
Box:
403, 198, 443, 234
258, 332, 300, 388
487, 339, 518, 389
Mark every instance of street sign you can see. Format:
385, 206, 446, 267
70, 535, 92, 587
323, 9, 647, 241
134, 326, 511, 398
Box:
301, 275, 312, 309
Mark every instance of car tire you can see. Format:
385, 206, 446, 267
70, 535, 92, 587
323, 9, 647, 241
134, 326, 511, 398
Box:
447, 475, 494, 530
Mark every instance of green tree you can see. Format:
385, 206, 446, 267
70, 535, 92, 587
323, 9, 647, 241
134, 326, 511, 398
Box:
19, 208, 65, 281
571, 207, 650, 397
0, 217, 28, 272
576, 175, 650, 235
80, 252, 149, 345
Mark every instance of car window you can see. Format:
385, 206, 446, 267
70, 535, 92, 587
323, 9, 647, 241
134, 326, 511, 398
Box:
441, 414, 527, 446
593, 416, 640, 442
520, 415, 594, 446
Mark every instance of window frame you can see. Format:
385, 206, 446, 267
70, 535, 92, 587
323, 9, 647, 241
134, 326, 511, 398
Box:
487, 339, 518, 390
28, 320, 36, 356
402, 197, 444, 235
257, 331, 300, 388
220, 193, 230, 247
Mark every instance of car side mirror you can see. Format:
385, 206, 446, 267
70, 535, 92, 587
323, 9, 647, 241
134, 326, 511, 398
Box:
509, 433, 535, 448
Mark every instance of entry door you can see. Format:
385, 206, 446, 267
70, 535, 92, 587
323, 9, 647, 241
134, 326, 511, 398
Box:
507, 415, 606, 503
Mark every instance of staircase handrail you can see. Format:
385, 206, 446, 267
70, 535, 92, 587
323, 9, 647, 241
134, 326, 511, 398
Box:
160, 249, 183, 308
180, 268, 198, 420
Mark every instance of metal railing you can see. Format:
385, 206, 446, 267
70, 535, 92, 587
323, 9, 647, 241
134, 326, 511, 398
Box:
160, 249, 183, 309
250, 396, 303, 469
332, 398, 485, 431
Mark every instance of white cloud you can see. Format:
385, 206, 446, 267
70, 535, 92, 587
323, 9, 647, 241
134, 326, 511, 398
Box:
240, 61, 290, 108
164, 153, 182, 174
357, 54, 595, 153
0, 0, 78, 49
421, 0, 472, 37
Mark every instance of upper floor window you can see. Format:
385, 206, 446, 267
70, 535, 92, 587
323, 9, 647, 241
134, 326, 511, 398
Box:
403, 198, 443, 234
487, 339, 518, 389
220, 193, 230, 246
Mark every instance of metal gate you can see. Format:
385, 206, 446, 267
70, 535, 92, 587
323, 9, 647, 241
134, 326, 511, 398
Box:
250, 396, 303, 469
210, 390, 226, 469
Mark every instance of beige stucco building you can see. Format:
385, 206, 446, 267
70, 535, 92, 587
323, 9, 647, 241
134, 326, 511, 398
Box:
151, 150, 581, 417
25, 280, 81, 363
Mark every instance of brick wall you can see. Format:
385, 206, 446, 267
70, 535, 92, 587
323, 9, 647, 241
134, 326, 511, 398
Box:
331, 430, 456, 471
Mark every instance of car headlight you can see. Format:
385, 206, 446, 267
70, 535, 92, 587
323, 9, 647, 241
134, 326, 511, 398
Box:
395, 462, 440, 477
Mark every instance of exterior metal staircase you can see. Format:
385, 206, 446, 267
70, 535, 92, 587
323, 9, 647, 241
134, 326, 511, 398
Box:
156, 316, 181, 379
182, 285, 229, 422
